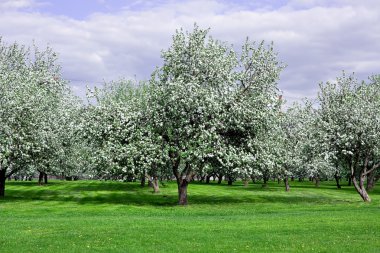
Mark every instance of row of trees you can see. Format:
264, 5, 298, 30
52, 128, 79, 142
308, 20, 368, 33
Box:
1, 26, 379, 204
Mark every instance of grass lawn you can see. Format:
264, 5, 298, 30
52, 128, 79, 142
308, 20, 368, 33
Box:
0, 179, 379, 253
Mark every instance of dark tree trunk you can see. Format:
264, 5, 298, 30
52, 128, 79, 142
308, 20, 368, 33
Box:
205, 175, 211, 184
217, 174, 223, 184
284, 176, 290, 192
152, 176, 160, 193
44, 173, 48, 184
366, 171, 376, 191
250, 175, 256, 184
348, 175, 352, 186
227, 177, 233, 185
262, 175, 269, 187
298, 177, 303, 182
38, 171, 44, 185
334, 172, 341, 189
178, 179, 188, 205
291, 177, 294, 181
140, 174, 146, 187
0, 169, 6, 197
277, 177, 281, 184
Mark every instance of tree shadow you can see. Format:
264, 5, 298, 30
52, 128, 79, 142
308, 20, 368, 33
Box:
1, 180, 377, 206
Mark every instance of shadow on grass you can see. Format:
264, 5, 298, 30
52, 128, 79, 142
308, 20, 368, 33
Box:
1, 180, 378, 206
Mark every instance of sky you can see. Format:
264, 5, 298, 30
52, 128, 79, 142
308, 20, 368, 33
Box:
1, 0, 379, 104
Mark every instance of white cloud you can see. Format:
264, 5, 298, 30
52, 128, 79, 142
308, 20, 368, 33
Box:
0, 0, 379, 105
0, 0, 45, 10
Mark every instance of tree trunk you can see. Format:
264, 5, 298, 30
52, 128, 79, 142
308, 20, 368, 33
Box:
348, 175, 352, 186
217, 174, 223, 184
152, 176, 160, 193
38, 171, 44, 185
243, 180, 248, 187
334, 172, 341, 189
44, 173, 48, 184
227, 177, 233, 185
352, 173, 371, 202
178, 179, 188, 205
366, 171, 375, 191
205, 175, 211, 184
284, 176, 290, 192
0, 169, 6, 197
250, 175, 256, 184
140, 174, 146, 187
262, 175, 269, 187
315, 176, 320, 187
277, 177, 281, 184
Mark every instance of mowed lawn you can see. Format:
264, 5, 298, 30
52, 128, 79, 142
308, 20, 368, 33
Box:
0, 180, 379, 253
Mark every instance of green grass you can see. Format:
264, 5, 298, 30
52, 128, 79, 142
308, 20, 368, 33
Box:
0, 179, 379, 253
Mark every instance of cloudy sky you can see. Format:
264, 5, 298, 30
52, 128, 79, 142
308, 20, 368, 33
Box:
1, 0, 379, 103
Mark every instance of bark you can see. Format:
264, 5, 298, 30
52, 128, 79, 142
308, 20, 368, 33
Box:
205, 175, 211, 184
284, 176, 290, 192
277, 177, 281, 184
366, 171, 376, 191
315, 176, 320, 188
347, 175, 352, 186
178, 179, 188, 205
243, 180, 248, 187
152, 176, 160, 193
140, 174, 146, 187
334, 172, 341, 189
262, 175, 269, 187
263, 175, 269, 185
227, 177, 233, 185
0, 169, 6, 197
171, 153, 190, 205
250, 175, 256, 184
217, 174, 223, 184
352, 174, 371, 202
44, 173, 48, 184
38, 171, 44, 185
350, 157, 371, 202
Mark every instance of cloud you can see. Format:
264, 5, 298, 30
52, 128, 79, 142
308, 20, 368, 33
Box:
0, 0, 45, 11
0, 0, 379, 104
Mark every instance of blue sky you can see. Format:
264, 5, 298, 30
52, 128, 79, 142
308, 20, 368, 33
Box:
1, 0, 379, 103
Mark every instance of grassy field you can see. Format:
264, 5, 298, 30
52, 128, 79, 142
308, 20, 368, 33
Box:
0, 179, 379, 253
